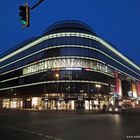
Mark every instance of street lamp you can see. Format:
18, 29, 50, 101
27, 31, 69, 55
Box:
55, 73, 59, 111
95, 84, 101, 95
55, 73, 59, 79
95, 84, 101, 111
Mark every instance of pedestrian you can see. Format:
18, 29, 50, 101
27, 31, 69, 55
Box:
97, 104, 100, 111
102, 104, 107, 112
93, 104, 96, 111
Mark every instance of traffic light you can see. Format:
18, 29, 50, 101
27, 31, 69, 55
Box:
19, 4, 30, 27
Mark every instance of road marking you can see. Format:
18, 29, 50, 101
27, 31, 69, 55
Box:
3, 125, 63, 140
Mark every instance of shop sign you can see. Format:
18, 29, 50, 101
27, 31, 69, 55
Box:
132, 83, 137, 98
59, 97, 64, 101
137, 82, 140, 96
44, 97, 48, 101
78, 96, 83, 100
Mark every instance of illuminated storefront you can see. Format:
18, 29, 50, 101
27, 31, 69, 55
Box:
0, 20, 140, 110
2, 98, 23, 109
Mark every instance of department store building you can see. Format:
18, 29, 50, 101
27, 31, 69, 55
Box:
0, 20, 140, 110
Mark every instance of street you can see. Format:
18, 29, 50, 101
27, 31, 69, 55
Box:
0, 110, 140, 140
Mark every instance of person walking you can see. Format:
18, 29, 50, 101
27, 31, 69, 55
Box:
102, 104, 107, 113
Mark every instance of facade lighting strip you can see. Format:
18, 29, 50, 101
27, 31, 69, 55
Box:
0, 68, 114, 84
0, 56, 140, 82
0, 80, 115, 91
0, 44, 140, 78
0, 32, 140, 72
0, 56, 105, 75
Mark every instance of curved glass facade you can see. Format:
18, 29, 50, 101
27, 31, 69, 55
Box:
0, 20, 140, 110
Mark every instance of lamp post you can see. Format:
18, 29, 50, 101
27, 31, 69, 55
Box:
88, 82, 91, 112
95, 84, 101, 94
65, 84, 68, 111
55, 73, 59, 111
95, 84, 101, 111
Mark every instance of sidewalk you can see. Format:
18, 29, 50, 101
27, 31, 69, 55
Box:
0, 108, 108, 114
122, 107, 140, 113
1, 107, 140, 114
1, 108, 116, 114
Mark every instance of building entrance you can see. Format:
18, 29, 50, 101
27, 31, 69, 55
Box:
76, 100, 85, 109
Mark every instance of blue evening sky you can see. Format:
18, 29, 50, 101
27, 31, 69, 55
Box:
0, 0, 140, 65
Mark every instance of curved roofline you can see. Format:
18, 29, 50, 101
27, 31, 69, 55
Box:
0, 36, 40, 59
42, 20, 96, 35
1, 32, 140, 74
0, 20, 96, 59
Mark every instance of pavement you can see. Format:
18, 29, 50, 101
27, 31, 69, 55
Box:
0, 109, 140, 140
2, 107, 140, 114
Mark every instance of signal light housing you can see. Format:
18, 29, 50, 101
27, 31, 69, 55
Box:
19, 4, 30, 27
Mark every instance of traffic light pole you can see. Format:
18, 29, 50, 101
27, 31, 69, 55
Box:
30, 0, 45, 10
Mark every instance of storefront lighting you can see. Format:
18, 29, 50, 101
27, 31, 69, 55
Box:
85, 68, 92, 71
128, 91, 133, 97
90, 89, 94, 92
115, 108, 119, 112
80, 90, 84, 93
109, 108, 113, 112
95, 84, 101, 88
78, 96, 83, 100
44, 98, 48, 101
55, 73, 59, 79
38, 107, 42, 110
136, 100, 139, 105
128, 91, 132, 94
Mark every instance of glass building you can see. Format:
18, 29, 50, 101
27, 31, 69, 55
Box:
0, 20, 140, 110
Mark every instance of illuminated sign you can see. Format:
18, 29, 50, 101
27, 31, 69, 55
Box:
65, 68, 81, 70
59, 97, 64, 101
78, 96, 83, 100
115, 72, 122, 96
128, 91, 133, 97
137, 82, 140, 97
115, 72, 119, 95
132, 83, 137, 98
23, 58, 112, 75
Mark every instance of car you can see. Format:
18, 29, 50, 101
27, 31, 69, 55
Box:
108, 106, 122, 113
